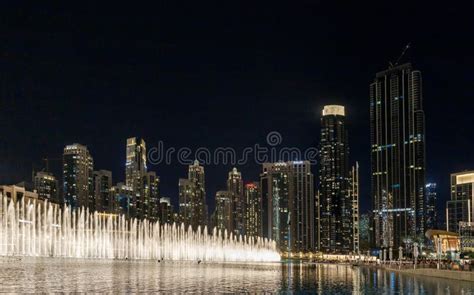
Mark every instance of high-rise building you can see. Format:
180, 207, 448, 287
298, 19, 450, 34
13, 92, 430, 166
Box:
143, 171, 160, 220
446, 171, 474, 233
159, 197, 174, 224
179, 178, 194, 227
93, 170, 112, 212
350, 162, 360, 253
34, 171, 59, 204
188, 160, 208, 229
227, 167, 244, 236
244, 182, 261, 238
319, 105, 352, 253
425, 183, 438, 230
260, 162, 294, 252
63, 143, 94, 209
111, 182, 133, 216
370, 63, 426, 248
125, 137, 147, 217
290, 161, 315, 253
214, 190, 234, 234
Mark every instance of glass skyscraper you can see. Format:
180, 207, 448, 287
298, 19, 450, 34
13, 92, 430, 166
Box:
370, 63, 426, 248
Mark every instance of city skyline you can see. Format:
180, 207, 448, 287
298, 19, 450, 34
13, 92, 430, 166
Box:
1, 3, 473, 219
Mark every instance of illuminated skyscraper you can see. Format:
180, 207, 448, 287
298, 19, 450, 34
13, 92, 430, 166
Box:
260, 162, 294, 252
370, 63, 426, 248
34, 171, 59, 204
214, 190, 234, 234
425, 183, 438, 230
319, 105, 352, 253
92, 170, 112, 212
350, 162, 360, 253
179, 160, 208, 230
227, 167, 244, 236
289, 161, 315, 253
143, 171, 160, 220
446, 171, 474, 233
63, 143, 94, 209
125, 137, 147, 217
159, 197, 174, 224
244, 182, 261, 238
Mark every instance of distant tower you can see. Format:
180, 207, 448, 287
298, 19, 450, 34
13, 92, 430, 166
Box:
446, 172, 474, 232
370, 63, 426, 248
425, 183, 438, 230
92, 170, 112, 212
34, 171, 59, 204
63, 143, 94, 209
260, 162, 294, 252
179, 160, 208, 230
125, 137, 147, 217
159, 197, 174, 224
227, 167, 244, 236
214, 191, 234, 234
289, 161, 315, 253
142, 171, 160, 220
319, 105, 352, 253
244, 182, 261, 238
350, 162, 360, 253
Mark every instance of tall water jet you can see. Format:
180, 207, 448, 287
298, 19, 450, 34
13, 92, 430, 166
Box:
0, 195, 280, 262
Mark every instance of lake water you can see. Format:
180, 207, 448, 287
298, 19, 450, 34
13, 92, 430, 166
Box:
0, 258, 472, 293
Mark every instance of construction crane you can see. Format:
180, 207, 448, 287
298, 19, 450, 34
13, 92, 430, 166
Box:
389, 43, 411, 68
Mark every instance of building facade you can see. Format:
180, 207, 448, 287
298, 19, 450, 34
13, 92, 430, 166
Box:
93, 170, 113, 212
260, 162, 294, 252
63, 143, 94, 209
319, 105, 353, 253
214, 190, 234, 235
227, 167, 244, 236
370, 63, 426, 248
425, 183, 438, 230
34, 171, 59, 204
244, 182, 261, 238
179, 161, 208, 231
125, 137, 147, 218
142, 171, 160, 220
111, 182, 133, 216
290, 161, 315, 253
159, 197, 174, 224
446, 171, 474, 233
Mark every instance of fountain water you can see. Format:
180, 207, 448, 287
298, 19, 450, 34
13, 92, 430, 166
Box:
0, 195, 280, 262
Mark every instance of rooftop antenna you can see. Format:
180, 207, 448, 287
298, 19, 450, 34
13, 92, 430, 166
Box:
389, 43, 411, 68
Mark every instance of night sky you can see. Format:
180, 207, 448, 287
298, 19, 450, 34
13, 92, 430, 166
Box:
1, 2, 473, 217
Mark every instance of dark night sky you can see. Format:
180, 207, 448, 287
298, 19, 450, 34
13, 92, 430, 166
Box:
1, 2, 473, 218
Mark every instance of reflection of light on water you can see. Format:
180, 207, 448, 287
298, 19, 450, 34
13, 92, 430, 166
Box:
0, 196, 280, 262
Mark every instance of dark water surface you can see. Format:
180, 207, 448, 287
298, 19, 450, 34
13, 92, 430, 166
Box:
0, 258, 472, 293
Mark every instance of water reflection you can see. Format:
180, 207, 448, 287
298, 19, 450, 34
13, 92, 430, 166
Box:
0, 258, 471, 293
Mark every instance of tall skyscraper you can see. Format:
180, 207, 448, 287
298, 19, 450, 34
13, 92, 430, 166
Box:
244, 182, 261, 238
125, 137, 147, 217
214, 190, 234, 234
179, 178, 194, 226
93, 170, 112, 212
370, 63, 426, 248
350, 162, 360, 253
34, 171, 59, 203
179, 160, 208, 230
425, 183, 438, 230
290, 161, 315, 253
227, 167, 244, 236
159, 197, 174, 224
189, 160, 208, 229
63, 143, 94, 209
446, 171, 473, 233
260, 162, 294, 252
319, 105, 352, 253
111, 182, 133, 216
143, 171, 160, 220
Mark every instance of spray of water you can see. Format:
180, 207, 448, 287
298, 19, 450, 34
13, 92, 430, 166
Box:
0, 195, 280, 262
